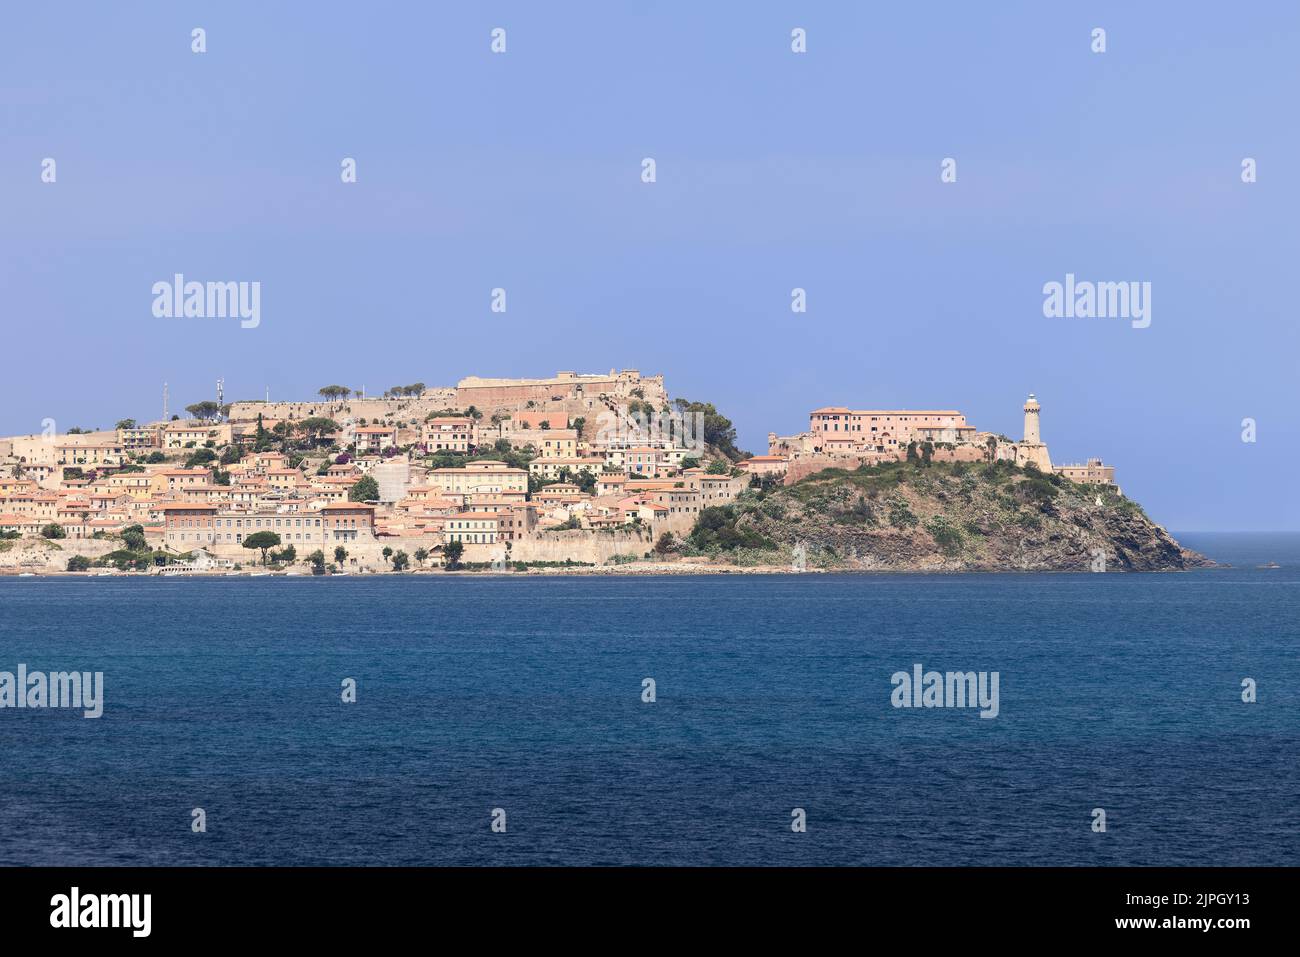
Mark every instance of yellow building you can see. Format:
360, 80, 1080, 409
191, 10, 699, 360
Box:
429, 461, 528, 495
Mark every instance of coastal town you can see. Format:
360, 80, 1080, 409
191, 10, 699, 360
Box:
0, 369, 1117, 574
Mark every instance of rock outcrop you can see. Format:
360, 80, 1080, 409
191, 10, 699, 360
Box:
701, 460, 1211, 572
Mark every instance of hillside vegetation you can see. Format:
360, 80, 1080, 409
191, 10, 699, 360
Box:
684, 459, 1211, 572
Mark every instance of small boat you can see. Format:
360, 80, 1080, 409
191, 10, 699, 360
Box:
18, 572, 36, 577
248, 571, 271, 577
1256, 562, 1281, 569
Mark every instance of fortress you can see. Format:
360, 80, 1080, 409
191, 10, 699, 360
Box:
455, 370, 664, 413
223, 370, 664, 437
767, 394, 1116, 488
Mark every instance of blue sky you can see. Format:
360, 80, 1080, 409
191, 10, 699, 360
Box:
2, 2, 1297, 530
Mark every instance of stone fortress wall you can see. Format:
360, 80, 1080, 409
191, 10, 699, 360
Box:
226, 371, 662, 431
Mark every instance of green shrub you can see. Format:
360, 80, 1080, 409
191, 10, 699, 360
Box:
887, 498, 918, 529
926, 517, 964, 556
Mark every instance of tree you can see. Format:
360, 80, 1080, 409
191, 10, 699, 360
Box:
185, 447, 217, 468
443, 540, 464, 570
298, 417, 340, 445
273, 420, 299, 454
414, 547, 429, 567
41, 523, 66, 539
243, 531, 281, 565
273, 544, 297, 565
654, 532, 676, 556
334, 545, 348, 565
186, 401, 221, 421
67, 555, 92, 572
349, 475, 379, 502
382, 546, 394, 566
672, 399, 743, 460
392, 550, 410, 571
706, 458, 730, 475
121, 525, 147, 552
115, 418, 137, 430
306, 550, 326, 575
253, 413, 274, 452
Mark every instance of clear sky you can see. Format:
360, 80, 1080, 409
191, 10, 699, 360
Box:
2, 2, 1297, 530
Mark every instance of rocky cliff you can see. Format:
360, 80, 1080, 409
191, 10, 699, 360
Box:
691, 460, 1211, 572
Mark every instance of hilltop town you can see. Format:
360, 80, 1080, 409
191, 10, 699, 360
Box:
0, 369, 1170, 575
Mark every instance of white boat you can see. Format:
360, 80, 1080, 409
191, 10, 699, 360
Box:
248, 571, 271, 577
18, 572, 36, 577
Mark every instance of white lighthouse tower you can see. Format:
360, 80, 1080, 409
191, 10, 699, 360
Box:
1023, 393, 1041, 444
1016, 393, 1052, 471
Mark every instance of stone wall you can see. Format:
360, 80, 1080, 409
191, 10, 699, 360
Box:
784, 455, 867, 485
228, 391, 458, 426
507, 527, 656, 565
456, 370, 666, 417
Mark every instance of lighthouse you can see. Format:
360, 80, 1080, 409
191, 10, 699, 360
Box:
1023, 393, 1041, 444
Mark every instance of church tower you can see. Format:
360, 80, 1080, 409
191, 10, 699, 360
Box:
1023, 393, 1041, 444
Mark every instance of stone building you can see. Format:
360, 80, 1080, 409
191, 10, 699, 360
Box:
455, 370, 665, 416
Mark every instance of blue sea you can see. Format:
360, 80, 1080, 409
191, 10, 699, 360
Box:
0, 532, 1296, 866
